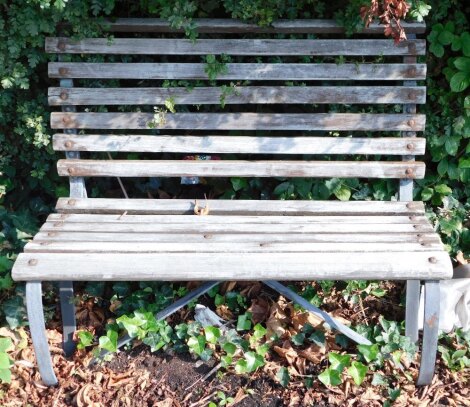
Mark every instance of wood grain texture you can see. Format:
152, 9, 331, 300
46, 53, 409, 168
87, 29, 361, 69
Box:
51, 113, 426, 131
52, 135, 426, 155
12, 251, 453, 281
24, 241, 441, 253
49, 63, 427, 80
57, 159, 426, 179
55, 198, 426, 215
40, 221, 433, 234
48, 86, 427, 106
46, 38, 426, 56
103, 18, 426, 34
33, 231, 440, 244
46, 213, 429, 224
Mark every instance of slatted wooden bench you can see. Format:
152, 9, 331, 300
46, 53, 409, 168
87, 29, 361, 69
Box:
12, 18, 452, 387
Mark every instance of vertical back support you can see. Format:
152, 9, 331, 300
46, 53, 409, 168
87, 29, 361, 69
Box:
58, 75, 81, 356
401, 33, 421, 343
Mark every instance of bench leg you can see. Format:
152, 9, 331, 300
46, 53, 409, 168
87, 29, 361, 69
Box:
417, 280, 440, 386
405, 280, 421, 343
26, 281, 58, 386
264, 281, 372, 345
59, 281, 76, 357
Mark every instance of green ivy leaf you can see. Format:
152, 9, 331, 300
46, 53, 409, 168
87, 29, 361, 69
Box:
455, 57, 470, 73
291, 333, 305, 346
204, 326, 221, 344
357, 343, 380, 363
429, 42, 444, 58
334, 185, 351, 201
318, 367, 342, 386
99, 330, 118, 353
277, 366, 290, 387
328, 352, 351, 371
187, 335, 206, 356
438, 30, 454, 46
231, 177, 248, 192
435, 184, 452, 195
77, 331, 94, 349
245, 351, 265, 372
347, 361, 367, 385
236, 313, 252, 331
222, 342, 237, 356
0, 368, 11, 384
0, 338, 13, 353
462, 32, 470, 57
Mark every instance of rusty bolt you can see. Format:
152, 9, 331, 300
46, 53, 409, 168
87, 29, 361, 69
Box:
408, 119, 415, 127
428, 257, 438, 264
67, 167, 75, 175
405, 168, 414, 176
40, 242, 50, 246
60, 91, 68, 100
28, 259, 38, 266
408, 67, 417, 77
408, 42, 417, 54
64, 141, 73, 149
62, 116, 70, 124
407, 143, 414, 151
58, 67, 68, 76
67, 199, 76, 206
406, 202, 413, 209
47, 232, 57, 237
203, 234, 213, 239
57, 41, 66, 51
53, 222, 63, 228
408, 92, 416, 100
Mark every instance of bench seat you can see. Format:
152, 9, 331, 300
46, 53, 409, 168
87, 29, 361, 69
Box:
12, 198, 452, 281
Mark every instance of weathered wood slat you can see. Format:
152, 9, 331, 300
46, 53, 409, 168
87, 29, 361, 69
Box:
110, 18, 426, 34
51, 113, 426, 131
46, 213, 428, 224
53, 135, 426, 155
33, 231, 440, 244
103, 18, 426, 34
40, 221, 433, 234
12, 251, 453, 281
57, 159, 425, 179
55, 198, 425, 215
49, 86, 427, 106
49, 63, 427, 80
46, 38, 426, 56
24, 241, 441, 253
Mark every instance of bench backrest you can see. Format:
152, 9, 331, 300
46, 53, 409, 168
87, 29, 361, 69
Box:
46, 19, 426, 200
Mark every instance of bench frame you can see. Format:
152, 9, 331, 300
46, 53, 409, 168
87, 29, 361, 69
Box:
21, 19, 443, 387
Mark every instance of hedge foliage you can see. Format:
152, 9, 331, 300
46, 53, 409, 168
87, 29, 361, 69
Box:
0, 0, 469, 327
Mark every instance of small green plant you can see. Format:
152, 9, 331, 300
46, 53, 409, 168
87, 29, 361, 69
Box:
204, 54, 231, 82
208, 391, 234, 407
0, 337, 14, 384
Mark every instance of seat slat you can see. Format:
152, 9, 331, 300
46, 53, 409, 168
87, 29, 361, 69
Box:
24, 241, 441, 253
33, 231, 441, 244
41, 221, 432, 234
46, 213, 429, 224
49, 86, 427, 106
53, 135, 426, 155
51, 113, 426, 131
49, 63, 426, 80
46, 38, 426, 56
12, 251, 453, 281
57, 159, 425, 179
104, 18, 426, 34
55, 198, 425, 215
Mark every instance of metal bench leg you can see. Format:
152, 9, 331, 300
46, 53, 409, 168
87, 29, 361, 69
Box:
405, 280, 421, 343
59, 281, 76, 357
26, 281, 58, 386
417, 280, 440, 386
264, 281, 371, 345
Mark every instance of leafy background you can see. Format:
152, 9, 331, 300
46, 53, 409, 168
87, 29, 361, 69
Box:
0, 0, 469, 403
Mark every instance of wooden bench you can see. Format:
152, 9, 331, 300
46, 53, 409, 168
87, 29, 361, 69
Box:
12, 18, 452, 387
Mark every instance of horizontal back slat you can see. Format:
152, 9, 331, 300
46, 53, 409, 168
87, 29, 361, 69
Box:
51, 113, 426, 131
55, 198, 425, 215
46, 213, 428, 224
46, 38, 426, 56
57, 159, 425, 179
53, 134, 426, 155
49, 86, 427, 106
104, 19, 426, 34
49, 63, 426, 80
